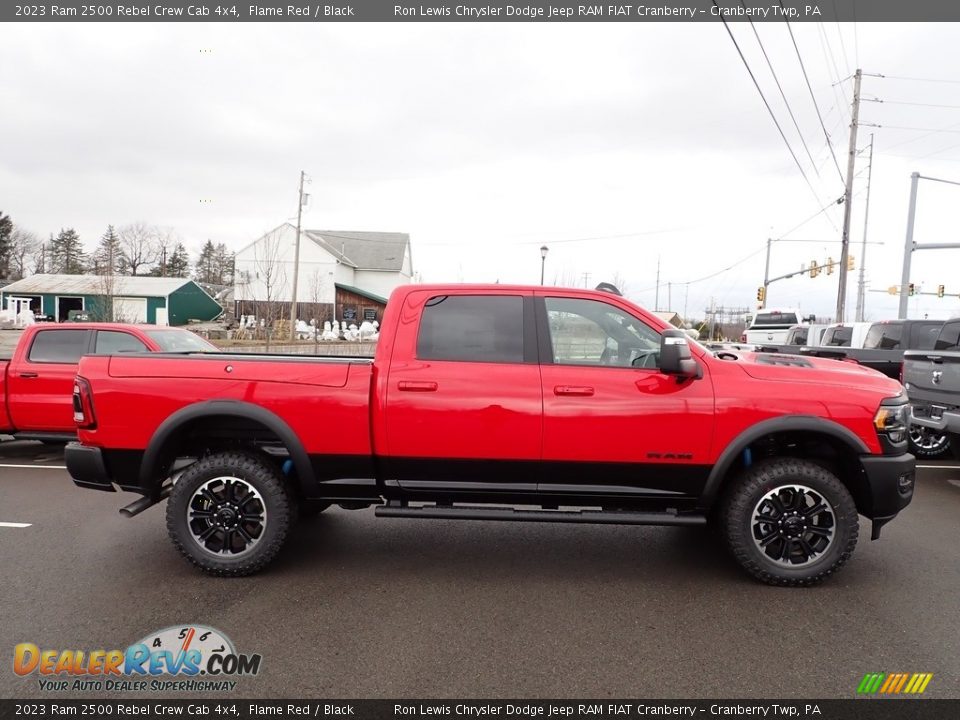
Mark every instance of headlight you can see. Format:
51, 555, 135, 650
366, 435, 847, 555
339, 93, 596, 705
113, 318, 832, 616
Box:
874, 402, 908, 444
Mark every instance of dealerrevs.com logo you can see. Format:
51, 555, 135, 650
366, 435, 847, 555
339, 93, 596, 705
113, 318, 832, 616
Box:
13, 625, 261, 692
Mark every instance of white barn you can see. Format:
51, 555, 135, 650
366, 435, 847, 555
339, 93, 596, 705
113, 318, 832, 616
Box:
234, 224, 413, 324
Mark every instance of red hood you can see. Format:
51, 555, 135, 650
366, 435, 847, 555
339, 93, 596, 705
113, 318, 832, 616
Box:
733, 351, 904, 396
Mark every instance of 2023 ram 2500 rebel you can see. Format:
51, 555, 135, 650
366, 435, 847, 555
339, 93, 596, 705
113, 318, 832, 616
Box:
65, 285, 916, 585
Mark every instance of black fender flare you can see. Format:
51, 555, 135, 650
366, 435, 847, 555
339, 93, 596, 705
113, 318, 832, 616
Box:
139, 400, 315, 497
699, 415, 871, 506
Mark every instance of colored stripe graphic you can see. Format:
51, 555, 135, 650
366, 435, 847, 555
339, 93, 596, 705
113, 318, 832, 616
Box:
858, 672, 933, 694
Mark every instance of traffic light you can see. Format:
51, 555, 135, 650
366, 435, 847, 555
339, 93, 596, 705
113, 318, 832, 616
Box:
757, 286, 766, 303
909, 283, 916, 296
938, 284, 945, 298
847, 254, 855, 271
826, 257, 834, 275
810, 260, 820, 278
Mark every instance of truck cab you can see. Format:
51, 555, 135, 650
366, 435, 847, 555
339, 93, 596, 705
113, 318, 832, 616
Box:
0, 323, 217, 441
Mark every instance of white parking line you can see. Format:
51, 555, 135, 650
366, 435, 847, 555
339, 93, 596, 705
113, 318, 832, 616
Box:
0, 522, 32, 528
0, 463, 67, 469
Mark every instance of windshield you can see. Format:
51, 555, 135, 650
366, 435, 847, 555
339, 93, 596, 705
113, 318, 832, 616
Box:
145, 329, 219, 352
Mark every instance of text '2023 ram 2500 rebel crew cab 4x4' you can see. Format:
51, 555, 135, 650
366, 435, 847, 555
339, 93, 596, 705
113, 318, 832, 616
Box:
65, 285, 915, 585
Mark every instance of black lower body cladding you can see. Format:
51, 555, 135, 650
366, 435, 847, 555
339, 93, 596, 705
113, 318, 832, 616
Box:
859, 452, 916, 539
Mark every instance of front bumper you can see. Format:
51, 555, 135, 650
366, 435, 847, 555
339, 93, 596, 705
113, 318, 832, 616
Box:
859, 452, 916, 539
909, 405, 960, 434
65, 442, 114, 492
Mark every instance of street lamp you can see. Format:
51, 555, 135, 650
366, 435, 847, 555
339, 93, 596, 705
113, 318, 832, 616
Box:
540, 245, 549, 285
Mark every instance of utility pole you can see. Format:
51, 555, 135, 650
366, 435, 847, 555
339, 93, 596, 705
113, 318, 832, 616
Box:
667, 282, 672, 311
836, 68, 862, 323
761, 238, 772, 309
289, 170, 306, 342
855, 134, 874, 322
655, 256, 661, 311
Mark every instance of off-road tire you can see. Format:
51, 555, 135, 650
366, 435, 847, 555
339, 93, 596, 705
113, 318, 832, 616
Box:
908, 428, 952, 460
166, 450, 293, 577
722, 458, 859, 587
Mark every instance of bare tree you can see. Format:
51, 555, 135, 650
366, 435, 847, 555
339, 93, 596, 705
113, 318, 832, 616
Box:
118, 222, 161, 276
610, 272, 630, 296
253, 233, 288, 350
9, 227, 41, 280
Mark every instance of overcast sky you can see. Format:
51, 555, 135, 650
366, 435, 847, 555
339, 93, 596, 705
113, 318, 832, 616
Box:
3, 20, 960, 322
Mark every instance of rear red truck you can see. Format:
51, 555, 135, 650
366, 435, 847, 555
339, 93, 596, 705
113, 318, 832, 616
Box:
0, 323, 216, 443
65, 285, 916, 585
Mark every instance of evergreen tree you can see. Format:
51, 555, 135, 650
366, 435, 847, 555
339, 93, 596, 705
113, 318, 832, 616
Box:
50, 228, 86, 274
167, 243, 191, 278
213, 242, 235, 285
0, 211, 13, 279
92, 225, 121, 275
194, 240, 218, 284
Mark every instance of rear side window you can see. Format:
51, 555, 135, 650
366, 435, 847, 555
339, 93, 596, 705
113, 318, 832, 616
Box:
864, 324, 903, 350
94, 331, 148, 354
417, 295, 524, 363
823, 326, 853, 346
935, 322, 960, 351
787, 327, 808, 345
27, 330, 89, 363
912, 323, 943, 350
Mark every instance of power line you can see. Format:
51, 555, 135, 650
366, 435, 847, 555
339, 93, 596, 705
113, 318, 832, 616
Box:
863, 124, 960, 135
635, 246, 767, 294
741, 6, 820, 176
774, 196, 844, 239
864, 99, 960, 110
780, 9, 846, 185
878, 118, 960, 151
714, 3, 828, 210
880, 75, 960, 85
817, 21, 851, 123
852, 0, 860, 66
830, 2, 852, 78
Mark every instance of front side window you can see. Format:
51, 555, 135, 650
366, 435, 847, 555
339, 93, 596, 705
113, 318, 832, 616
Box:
95, 331, 148, 354
27, 330, 89, 363
417, 295, 524, 363
545, 297, 661, 368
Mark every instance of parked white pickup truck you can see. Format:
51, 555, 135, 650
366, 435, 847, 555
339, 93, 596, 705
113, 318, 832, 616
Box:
742, 309, 814, 345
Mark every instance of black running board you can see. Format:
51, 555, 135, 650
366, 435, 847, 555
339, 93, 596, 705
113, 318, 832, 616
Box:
375, 503, 706, 526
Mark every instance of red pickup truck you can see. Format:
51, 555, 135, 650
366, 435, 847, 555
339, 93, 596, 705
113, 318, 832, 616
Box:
1, 323, 216, 442
66, 285, 915, 585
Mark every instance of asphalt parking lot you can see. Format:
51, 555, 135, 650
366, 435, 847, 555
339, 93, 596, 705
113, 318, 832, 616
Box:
1, 441, 958, 700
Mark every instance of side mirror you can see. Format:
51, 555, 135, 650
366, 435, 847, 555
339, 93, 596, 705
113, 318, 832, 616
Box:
659, 329, 700, 379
